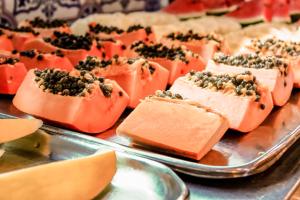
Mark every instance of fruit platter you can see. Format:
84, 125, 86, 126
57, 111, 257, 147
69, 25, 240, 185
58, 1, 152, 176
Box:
1, 0, 300, 199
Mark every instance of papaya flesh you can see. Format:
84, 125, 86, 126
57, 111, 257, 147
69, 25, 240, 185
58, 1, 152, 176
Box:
0, 150, 116, 200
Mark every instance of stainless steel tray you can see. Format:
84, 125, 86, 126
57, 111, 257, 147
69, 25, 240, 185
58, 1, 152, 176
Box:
0, 127, 188, 200
1, 91, 300, 178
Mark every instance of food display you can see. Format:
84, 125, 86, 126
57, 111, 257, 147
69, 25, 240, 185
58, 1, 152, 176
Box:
2, 0, 300, 198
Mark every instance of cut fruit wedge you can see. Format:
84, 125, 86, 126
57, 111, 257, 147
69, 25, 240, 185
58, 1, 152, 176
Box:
0, 150, 116, 200
0, 119, 43, 143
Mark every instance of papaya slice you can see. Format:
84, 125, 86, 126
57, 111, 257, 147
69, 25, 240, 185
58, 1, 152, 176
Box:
18, 49, 73, 71
0, 119, 42, 143
117, 91, 229, 160
117, 25, 155, 46
0, 57, 27, 95
160, 31, 229, 64
0, 30, 13, 51
75, 56, 169, 108
1, 27, 39, 51
23, 31, 103, 65
126, 41, 205, 84
19, 17, 71, 38
0, 150, 116, 200
13, 69, 129, 133
242, 38, 300, 88
170, 71, 274, 132
206, 53, 293, 106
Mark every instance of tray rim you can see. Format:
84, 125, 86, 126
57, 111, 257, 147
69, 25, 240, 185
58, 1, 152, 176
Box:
1, 112, 300, 179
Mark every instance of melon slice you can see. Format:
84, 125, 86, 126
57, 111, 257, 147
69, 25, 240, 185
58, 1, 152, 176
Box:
0, 150, 116, 200
0, 58, 27, 95
23, 32, 103, 65
269, 0, 290, 23
117, 92, 229, 160
0, 119, 42, 143
19, 50, 73, 71
127, 41, 205, 84
242, 38, 300, 88
160, 31, 229, 64
75, 56, 169, 108
0, 31, 13, 51
19, 17, 71, 38
206, 53, 293, 106
13, 69, 129, 133
162, 0, 206, 18
226, 0, 265, 24
170, 71, 274, 132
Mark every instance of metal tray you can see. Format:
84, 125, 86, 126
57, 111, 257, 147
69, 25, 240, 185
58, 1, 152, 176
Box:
1, 90, 300, 179
0, 127, 188, 200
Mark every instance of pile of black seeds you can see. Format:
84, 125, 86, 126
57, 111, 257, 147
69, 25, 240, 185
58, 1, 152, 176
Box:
126, 25, 152, 35
141, 61, 156, 74
75, 56, 112, 71
29, 17, 67, 28
166, 30, 221, 43
131, 41, 189, 63
20, 50, 36, 58
0, 57, 19, 65
51, 49, 64, 57
250, 38, 300, 57
34, 69, 113, 97
0, 29, 3, 36
187, 71, 261, 101
154, 90, 183, 100
44, 31, 93, 50
10, 26, 40, 36
89, 23, 124, 34
213, 53, 289, 76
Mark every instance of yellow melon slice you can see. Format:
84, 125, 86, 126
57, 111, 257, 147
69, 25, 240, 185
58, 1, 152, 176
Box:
0, 119, 43, 143
0, 150, 116, 200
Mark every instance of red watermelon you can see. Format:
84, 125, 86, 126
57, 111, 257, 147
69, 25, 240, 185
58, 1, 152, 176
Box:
162, 0, 206, 17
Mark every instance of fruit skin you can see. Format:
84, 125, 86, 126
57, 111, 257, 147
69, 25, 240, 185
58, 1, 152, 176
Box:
0, 62, 27, 95
0, 150, 116, 200
13, 69, 129, 133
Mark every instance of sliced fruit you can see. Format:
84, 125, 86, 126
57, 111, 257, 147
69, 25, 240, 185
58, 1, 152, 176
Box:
0, 57, 27, 94
23, 31, 103, 65
19, 49, 73, 71
19, 17, 71, 38
269, 0, 290, 22
13, 69, 129, 133
206, 53, 293, 106
160, 31, 229, 64
0, 118, 42, 143
242, 38, 300, 88
162, 0, 206, 18
0, 30, 13, 51
170, 71, 274, 132
1, 26, 39, 51
0, 150, 116, 200
226, 0, 265, 24
126, 41, 205, 84
117, 91, 229, 160
75, 56, 169, 108
88, 22, 125, 40
117, 25, 155, 46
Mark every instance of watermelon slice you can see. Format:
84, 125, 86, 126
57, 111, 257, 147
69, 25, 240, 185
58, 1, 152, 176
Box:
170, 71, 274, 132
13, 69, 129, 133
226, 0, 265, 25
18, 49, 73, 71
290, 0, 300, 22
19, 17, 71, 38
23, 32, 103, 65
126, 41, 205, 84
0, 57, 27, 95
117, 91, 229, 160
206, 53, 293, 106
268, 0, 290, 22
162, 0, 206, 18
75, 56, 169, 108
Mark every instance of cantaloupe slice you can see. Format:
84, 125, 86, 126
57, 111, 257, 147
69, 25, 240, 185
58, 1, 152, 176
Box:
0, 119, 42, 143
0, 150, 116, 200
117, 93, 229, 160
